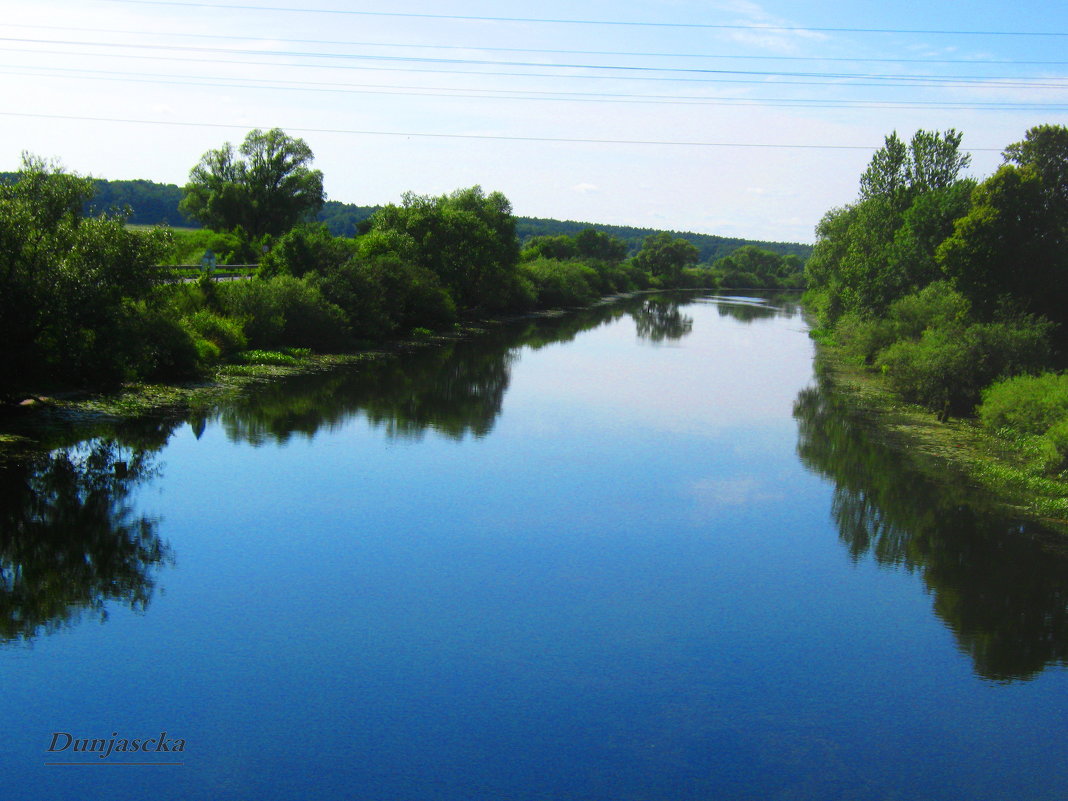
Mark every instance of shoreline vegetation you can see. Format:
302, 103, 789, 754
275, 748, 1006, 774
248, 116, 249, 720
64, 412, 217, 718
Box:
0, 127, 805, 421
808, 338, 1068, 535
801, 123, 1068, 536
6, 123, 1068, 535
0, 289, 675, 452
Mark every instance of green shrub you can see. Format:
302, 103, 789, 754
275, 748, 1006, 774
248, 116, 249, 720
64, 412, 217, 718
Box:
594, 261, 640, 293
834, 283, 971, 365
678, 266, 720, 289
720, 270, 763, 289
258, 223, 357, 278
834, 313, 896, 364
1042, 418, 1068, 472
877, 317, 1052, 417
519, 258, 598, 307
217, 275, 349, 351
181, 310, 247, 355
885, 281, 970, 341
122, 303, 202, 379
192, 337, 222, 365
979, 372, 1068, 435
313, 255, 457, 340
375, 258, 458, 330
233, 349, 301, 365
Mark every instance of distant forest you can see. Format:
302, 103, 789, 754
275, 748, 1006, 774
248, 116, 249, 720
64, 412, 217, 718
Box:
0, 173, 812, 261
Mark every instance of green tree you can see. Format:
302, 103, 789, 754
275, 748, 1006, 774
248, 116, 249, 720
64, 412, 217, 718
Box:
258, 222, 358, 278
714, 245, 786, 286
633, 232, 698, 284
521, 234, 578, 261
180, 128, 325, 241
0, 155, 172, 396
805, 129, 971, 324
937, 163, 1066, 323
859, 131, 909, 203
1003, 124, 1068, 218
574, 228, 628, 263
367, 186, 524, 311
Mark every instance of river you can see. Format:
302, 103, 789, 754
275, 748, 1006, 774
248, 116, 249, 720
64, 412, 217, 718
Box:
2, 292, 1066, 800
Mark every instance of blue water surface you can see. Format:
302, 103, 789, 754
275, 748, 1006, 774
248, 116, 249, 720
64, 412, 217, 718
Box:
3, 294, 1066, 800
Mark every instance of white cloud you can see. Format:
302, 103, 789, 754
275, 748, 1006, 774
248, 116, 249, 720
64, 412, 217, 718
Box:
570, 182, 599, 194
689, 476, 784, 510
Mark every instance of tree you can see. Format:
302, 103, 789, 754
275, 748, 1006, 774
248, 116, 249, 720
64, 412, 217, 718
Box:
937, 164, 1067, 323
861, 129, 970, 203
860, 131, 909, 202
367, 186, 524, 311
1003, 124, 1068, 218
633, 232, 698, 284
574, 228, 628, 263
805, 129, 972, 324
0, 155, 172, 396
180, 128, 325, 241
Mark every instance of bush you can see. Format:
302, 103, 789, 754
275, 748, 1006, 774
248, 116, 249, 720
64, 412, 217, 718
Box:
519, 258, 598, 307
164, 228, 247, 265
192, 337, 222, 365
313, 255, 457, 340
719, 270, 763, 289
885, 281, 970, 341
594, 261, 640, 293
877, 317, 1052, 417
979, 372, 1068, 435
258, 223, 357, 278
217, 275, 350, 351
122, 302, 202, 380
834, 313, 896, 364
312, 258, 392, 340
375, 257, 458, 330
678, 266, 720, 289
181, 310, 248, 356
834, 283, 971, 365
1042, 418, 1068, 472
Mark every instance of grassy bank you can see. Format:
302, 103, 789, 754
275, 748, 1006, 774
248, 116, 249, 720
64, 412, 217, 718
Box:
0, 296, 627, 453
811, 337, 1068, 533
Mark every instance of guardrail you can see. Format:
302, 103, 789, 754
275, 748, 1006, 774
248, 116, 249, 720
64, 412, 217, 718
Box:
159, 265, 258, 283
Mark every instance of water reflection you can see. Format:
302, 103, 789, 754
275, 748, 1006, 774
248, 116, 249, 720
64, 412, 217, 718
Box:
212, 298, 655, 446
794, 371, 1068, 682
0, 438, 172, 643
633, 297, 694, 343
0, 292, 764, 641
703, 294, 801, 323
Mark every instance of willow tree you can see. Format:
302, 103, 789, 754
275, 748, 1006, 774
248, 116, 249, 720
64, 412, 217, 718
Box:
180, 128, 325, 240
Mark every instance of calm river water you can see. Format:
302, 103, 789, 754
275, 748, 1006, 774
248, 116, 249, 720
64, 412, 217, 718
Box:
2, 292, 1067, 800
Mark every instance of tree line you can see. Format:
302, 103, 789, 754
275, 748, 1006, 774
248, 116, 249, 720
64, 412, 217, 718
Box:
3, 183, 813, 262
805, 124, 1068, 473
0, 129, 805, 401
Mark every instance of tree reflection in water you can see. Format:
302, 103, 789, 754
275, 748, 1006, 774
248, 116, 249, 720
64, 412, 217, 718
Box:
212, 301, 630, 447
0, 438, 172, 643
794, 373, 1068, 682
632, 297, 694, 343
0, 291, 735, 641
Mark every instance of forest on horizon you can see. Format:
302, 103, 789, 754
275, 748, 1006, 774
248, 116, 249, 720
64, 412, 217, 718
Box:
0, 172, 812, 263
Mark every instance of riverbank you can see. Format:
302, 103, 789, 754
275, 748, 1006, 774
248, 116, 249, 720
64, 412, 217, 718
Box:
810, 338, 1068, 534
0, 292, 664, 453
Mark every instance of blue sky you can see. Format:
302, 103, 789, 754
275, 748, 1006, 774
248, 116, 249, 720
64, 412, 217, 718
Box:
2, 0, 1066, 243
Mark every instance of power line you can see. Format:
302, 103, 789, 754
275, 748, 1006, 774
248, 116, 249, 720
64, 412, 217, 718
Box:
6, 63, 1067, 113
0, 110, 1006, 151
8, 44, 1066, 94
99, 0, 1068, 37
7, 22, 1068, 66
4, 36, 1066, 88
